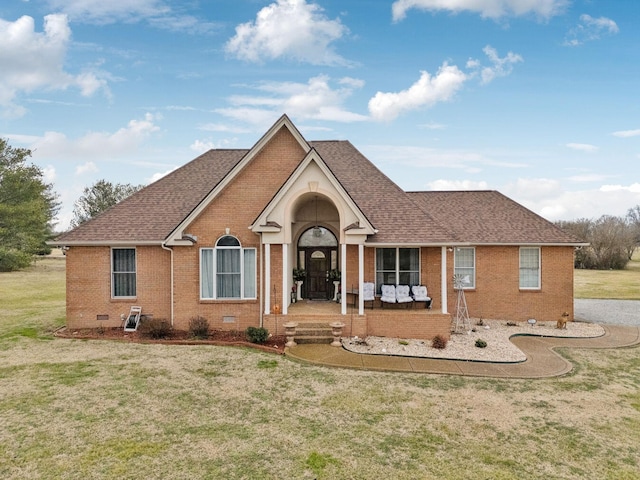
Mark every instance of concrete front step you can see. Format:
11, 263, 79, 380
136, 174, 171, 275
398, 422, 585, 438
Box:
289, 322, 336, 345
295, 335, 334, 344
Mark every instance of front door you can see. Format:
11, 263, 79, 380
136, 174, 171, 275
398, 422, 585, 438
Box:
306, 248, 330, 299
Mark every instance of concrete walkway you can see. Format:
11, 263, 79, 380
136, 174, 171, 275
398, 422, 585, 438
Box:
285, 324, 640, 378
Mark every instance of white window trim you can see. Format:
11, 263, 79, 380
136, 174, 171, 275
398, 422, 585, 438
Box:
454, 247, 475, 289
519, 246, 541, 290
111, 247, 137, 299
375, 247, 421, 289
200, 243, 257, 300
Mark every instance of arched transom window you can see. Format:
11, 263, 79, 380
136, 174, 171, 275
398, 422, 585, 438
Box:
200, 235, 256, 299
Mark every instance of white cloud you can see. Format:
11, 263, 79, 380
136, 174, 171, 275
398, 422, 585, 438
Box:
600, 183, 640, 193
216, 75, 367, 127
0, 14, 110, 116
612, 129, 640, 138
392, 0, 569, 22
467, 46, 523, 84
45, 0, 219, 33
502, 178, 640, 221
189, 137, 240, 153
198, 123, 250, 134
564, 14, 619, 47
42, 165, 57, 183
225, 0, 350, 66
190, 140, 216, 153
569, 173, 615, 183
146, 167, 177, 184
28, 113, 160, 160
368, 64, 467, 121
566, 143, 598, 153
75, 161, 99, 175
427, 179, 489, 190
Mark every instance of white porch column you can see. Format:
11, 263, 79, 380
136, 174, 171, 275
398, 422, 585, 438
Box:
282, 243, 289, 315
341, 243, 347, 315
441, 246, 448, 314
264, 243, 271, 315
358, 244, 364, 315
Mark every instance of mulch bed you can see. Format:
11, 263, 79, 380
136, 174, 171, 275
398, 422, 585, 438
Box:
54, 327, 287, 355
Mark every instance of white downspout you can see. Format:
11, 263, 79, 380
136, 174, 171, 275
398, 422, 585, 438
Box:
441, 246, 448, 315
264, 243, 271, 314
341, 243, 347, 315
259, 234, 264, 328
161, 242, 175, 326
282, 243, 288, 315
358, 244, 364, 315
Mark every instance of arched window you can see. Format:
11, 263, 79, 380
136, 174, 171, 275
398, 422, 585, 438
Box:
201, 235, 256, 299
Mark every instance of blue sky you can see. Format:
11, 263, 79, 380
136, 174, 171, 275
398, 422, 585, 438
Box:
1, 0, 638, 231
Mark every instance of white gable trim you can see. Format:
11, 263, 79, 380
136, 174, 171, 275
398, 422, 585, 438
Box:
164, 114, 310, 246
250, 148, 376, 243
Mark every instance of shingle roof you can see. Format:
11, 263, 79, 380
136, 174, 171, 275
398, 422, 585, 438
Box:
407, 190, 582, 244
54, 130, 580, 247
55, 149, 247, 244
311, 141, 454, 244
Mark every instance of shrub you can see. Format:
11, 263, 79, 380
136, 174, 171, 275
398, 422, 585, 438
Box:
142, 318, 172, 339
398, 339, 409, 346
188, 315, 210, 339
246, 326, 269, 344
431, 334, 447, 350
475, 338, 487, 348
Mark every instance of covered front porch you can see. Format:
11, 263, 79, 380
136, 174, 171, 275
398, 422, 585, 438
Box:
263, 299, 452, 341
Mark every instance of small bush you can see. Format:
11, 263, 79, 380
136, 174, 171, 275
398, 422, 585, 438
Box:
398, 339, 409, 346
142, 318, 172, 339
246, 326, 269, 344
431, 334, 447, 349
475, 338, 487, 348
189, 315, 210, 339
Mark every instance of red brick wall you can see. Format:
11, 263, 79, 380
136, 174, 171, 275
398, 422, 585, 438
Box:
64, 126, 575, 333
445, 246, 574, 322
65, 245, 171, 329
170, 127, 303, 330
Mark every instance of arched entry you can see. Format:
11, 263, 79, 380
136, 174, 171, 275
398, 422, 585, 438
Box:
297, 226, 338, 300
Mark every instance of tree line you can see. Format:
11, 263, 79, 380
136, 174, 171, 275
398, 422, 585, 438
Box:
0, 138, 141, 271
1, 137, 639, 271
555, 207, 640, 270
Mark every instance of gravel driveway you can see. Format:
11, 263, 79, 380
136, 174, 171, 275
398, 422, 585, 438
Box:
574, 299, 640, 326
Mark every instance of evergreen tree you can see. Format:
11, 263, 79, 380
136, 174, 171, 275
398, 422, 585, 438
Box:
0, 139, 59, 271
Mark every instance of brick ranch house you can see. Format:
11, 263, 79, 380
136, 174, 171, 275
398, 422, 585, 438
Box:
53, 114, 583, 340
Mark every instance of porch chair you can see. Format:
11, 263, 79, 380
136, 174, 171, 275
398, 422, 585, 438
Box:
395, 285, 413, 308
411, 285, 432, 309
380, 284, 396, 307
362, 282, 375, 308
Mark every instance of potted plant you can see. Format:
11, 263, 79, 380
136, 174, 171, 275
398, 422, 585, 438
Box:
293, 268, 306, 301
329, 269, 341, 302
293, 268, 306, 281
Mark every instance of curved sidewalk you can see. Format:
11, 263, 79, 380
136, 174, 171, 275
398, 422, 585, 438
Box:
285, 325, 640, 378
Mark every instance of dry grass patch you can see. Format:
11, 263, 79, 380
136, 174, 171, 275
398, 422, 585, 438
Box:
574, 250, 640, 299
1, 254, 640, 478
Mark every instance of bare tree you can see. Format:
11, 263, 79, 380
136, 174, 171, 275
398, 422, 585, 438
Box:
71, 180, 143, 228
557, 214, 635, 269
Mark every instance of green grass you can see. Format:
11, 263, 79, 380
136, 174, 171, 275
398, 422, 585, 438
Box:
574, 249, 640, 299
0, 255, 639, 479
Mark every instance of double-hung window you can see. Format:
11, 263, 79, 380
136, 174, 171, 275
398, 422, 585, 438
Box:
201, 236, 256, 299
454, 247, 475, 289
375, 248, 419, 293
112, 248, 136, 298
520, 247, 540, 289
